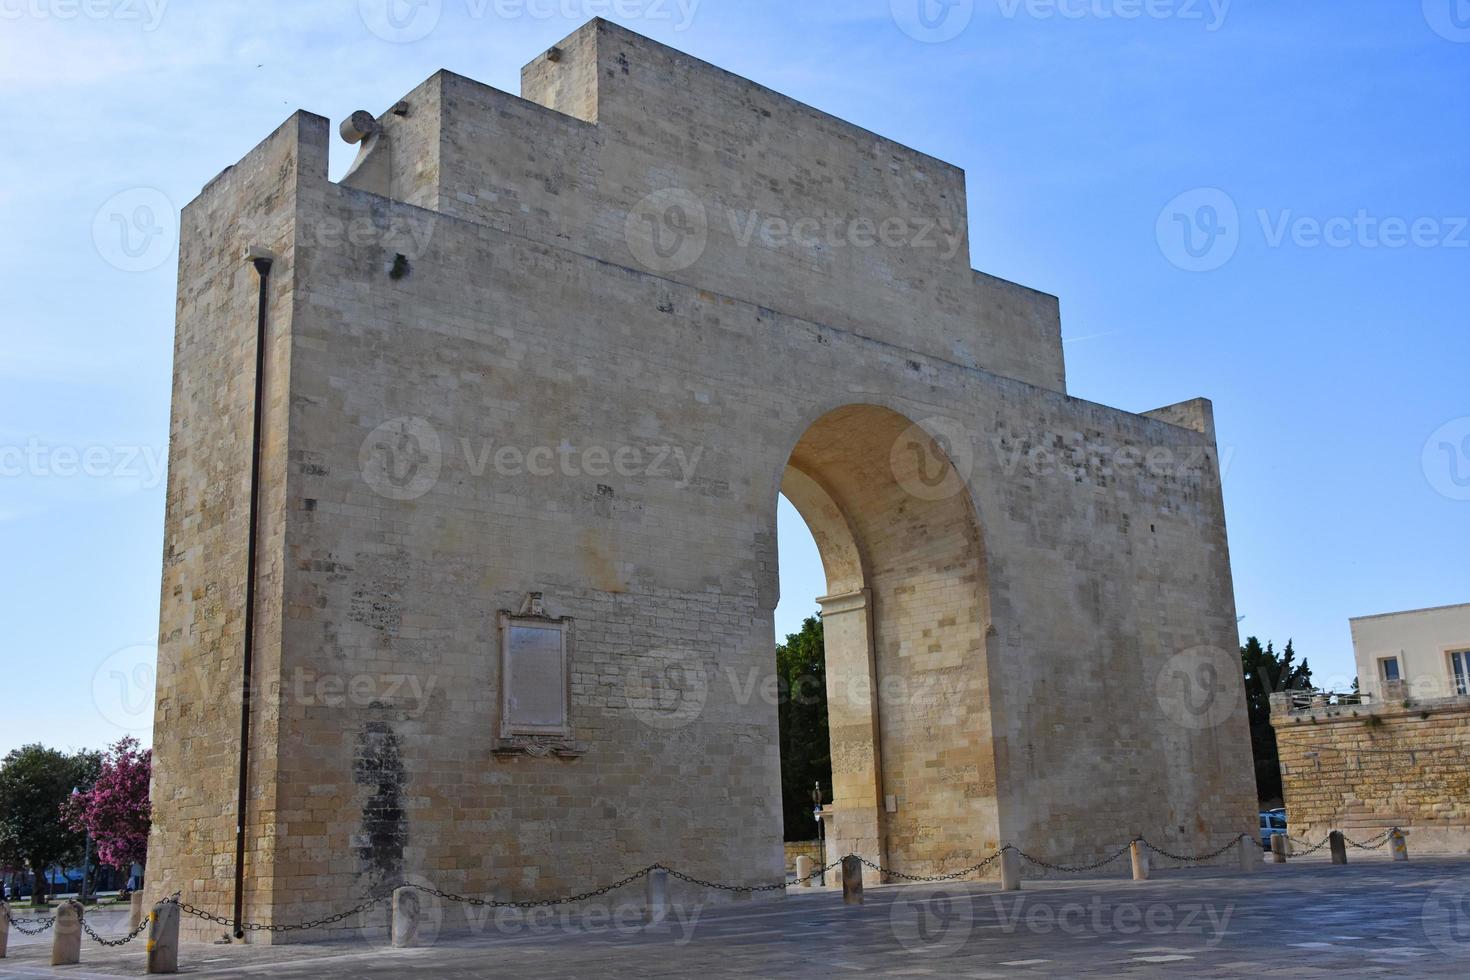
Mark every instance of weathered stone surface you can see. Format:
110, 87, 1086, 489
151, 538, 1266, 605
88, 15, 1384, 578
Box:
391, 887, 420, 948
146, 19, 1255, 940
51, 901, 81, 966
1273, 695, 1470, 854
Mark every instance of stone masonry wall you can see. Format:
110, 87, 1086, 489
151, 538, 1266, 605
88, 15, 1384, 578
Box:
151, 20, 1257, 940
1273, 695, 1470, 855
146, 112, 326, 937
358, 21, 1067, 392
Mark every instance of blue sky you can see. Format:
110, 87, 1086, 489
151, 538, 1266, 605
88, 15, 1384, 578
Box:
1, 1, 1465, 756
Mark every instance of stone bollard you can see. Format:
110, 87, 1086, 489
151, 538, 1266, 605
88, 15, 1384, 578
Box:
841, 856, 863, 906
1238, 835, 1259, 873
51, 900, 82, 966
1391, 829, 1409, 862
645, 868, 670, 928
1, 900, 10, 958
795, 855, 814, 888
1130, 841, 1150, 881
130, 891, 146, 931
1000, 848, 1021, 892
146, 900, 180, 974
1270, 835, 1288, 863
391, 887, 421, 948
1329, 831, 1348, 865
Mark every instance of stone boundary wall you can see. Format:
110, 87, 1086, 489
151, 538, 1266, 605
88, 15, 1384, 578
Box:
1271, 692, 1470, 855
783, 841, 822, 874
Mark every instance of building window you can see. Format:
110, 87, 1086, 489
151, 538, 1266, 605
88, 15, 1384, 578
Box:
499, 611, 571, 738
1380, 657, 1401, 683
1452, 651, 1469, 697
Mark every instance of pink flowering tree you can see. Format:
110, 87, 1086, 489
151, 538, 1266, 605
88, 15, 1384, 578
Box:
64, 737, 151, 875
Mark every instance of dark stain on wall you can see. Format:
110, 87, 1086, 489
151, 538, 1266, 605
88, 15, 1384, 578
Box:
354, 722, 406, 887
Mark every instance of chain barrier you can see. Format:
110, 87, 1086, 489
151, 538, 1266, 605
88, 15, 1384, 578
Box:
660, 860, 846, 894
1007, 841, 1135, 873
784, 859, 845, 887
179, 892, 388, 934
1344, 829, 1396, 850
1283, 827, 1401, 856
1287, 835, 1333, 856
3, 903, 57, 936
403, 866, 661, 909
1140, 834, 1252, 864
76, 892, 182, 947
857, 851, 1003, 882
126, 827, 1409, 935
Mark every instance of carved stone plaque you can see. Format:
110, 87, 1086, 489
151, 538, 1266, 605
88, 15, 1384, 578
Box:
500, 612, 570, 737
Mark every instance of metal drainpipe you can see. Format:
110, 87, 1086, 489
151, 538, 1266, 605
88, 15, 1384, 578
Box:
234, 250, 273, 939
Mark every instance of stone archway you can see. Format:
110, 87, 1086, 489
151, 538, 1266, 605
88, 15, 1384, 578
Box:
777, 404, 997, 882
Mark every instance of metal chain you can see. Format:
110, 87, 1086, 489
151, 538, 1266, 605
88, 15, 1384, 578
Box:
144, 826, 1405, 934
3, 903, 57, 935
1287, 835, 1333, 856
1007, 841, 1134, 873
856, 851, 1002, 882
659, 862, 822, 894
405, 866, 660, 907
1140, 834, 1251, 864
78, 892, 182, 947
81, 912, 151, 947
784, 860, 845, 887
180, 892, 389, 934
1344, 829, 1395, 850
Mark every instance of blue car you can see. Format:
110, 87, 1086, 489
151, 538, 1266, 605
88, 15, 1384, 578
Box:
1259, 809, 1287, 849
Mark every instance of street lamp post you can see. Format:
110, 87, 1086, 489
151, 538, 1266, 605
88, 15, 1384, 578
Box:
811, 781, 824, 886
71, 786, 91, 904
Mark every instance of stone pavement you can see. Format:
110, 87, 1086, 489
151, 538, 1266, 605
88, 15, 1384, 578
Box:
4, 857, 1469, 978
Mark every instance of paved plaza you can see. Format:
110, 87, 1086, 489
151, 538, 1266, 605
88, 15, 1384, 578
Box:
5, 856, 1470, 978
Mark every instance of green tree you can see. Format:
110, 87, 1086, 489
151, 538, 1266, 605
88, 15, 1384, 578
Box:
1240, 638, 1312, 806
776, 615, 832, 841
0, 745, 98, 905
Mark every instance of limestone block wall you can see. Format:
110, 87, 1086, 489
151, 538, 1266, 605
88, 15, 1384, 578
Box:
360, 20, 1065, 392
150, 20, 1256, 940
146, 112, 325, 936
783, 841, 822, 874
259, 175, 1249, 928
1273, 695, 1470, 854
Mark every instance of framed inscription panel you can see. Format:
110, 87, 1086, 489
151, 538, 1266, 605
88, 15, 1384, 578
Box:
499, 611, 571, 738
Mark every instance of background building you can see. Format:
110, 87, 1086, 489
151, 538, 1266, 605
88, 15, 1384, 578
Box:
1351, 602, 1470, 701
1273, 601, 1470, 856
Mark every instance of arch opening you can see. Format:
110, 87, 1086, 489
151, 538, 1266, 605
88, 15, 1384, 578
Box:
773, 404, 996, 880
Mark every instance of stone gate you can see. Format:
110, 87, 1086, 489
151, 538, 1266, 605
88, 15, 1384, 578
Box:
146, 19, 1256, 940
